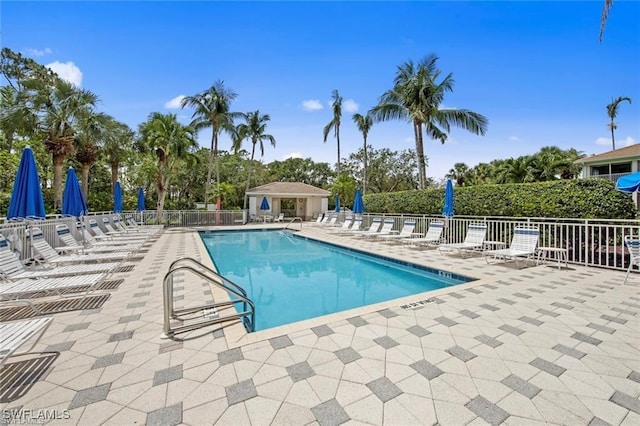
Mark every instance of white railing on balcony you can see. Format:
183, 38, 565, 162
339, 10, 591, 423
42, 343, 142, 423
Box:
1, 210, 639, 272
589, 172, 630, 183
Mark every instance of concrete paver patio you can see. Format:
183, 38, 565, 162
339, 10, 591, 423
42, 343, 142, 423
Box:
1, 224, 639, 425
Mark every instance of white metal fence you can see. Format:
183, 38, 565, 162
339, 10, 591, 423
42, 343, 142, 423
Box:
357, 213, 640, 271
1, 210, 639, 271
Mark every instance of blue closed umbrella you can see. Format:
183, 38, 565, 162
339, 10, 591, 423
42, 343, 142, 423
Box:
352, 189, 364, 215
113, 181, 123, 213
616, 172, 640, 193
62, 167, 88, 219
137, 187, 145, 211
7, 146, 46, 220
260, 196, 270, 211
442, 179, 454, 217
334, 195, 340, 212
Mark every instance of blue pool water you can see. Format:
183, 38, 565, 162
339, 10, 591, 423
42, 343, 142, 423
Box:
200, 230, 474, 331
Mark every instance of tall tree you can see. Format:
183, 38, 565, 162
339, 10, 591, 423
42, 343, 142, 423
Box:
600, 0, 614, 42
0, 47, 58, 152
180, 81, 240, 210
352, 112, 373, 195
233, 111, 276, 210
341, 147, 419, 193
323, 90, 343, 175
606, 96, 632, 150
138, 113, 197, 221
40, 80, 98, 210
0, 85, 38, 152
370, 55, 488, 189
268, 157, 333, 188
102, 120, 134, 190
445, 162, 470, 186
75, 111, 111, 199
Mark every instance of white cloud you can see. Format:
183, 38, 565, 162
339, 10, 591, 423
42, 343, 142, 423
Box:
622, 136, 638, 147
343, 99, 359, 113
164, 95, 186, 109
509, 136, 520, 142
403, 137, 414, 143
301, 99, 323, 111
46, 61, 83, 87
25, 47, 52, 57
594, 136, 612, 146
284, 152, 302, 159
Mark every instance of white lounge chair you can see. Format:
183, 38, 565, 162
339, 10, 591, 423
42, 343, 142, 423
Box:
0, 234, 120, 280
27, 228, 132, 265
105, 217, 147, 235
623, 236, 640, 285
310, 215, 325, 226
1, 273, 108, 302
402, 221, 445, 247
350, 218, 383, 236
335, 219, 362, 235
78, 223, 145, 249
320, 216, 338, 227
116, 215, 159, 234
377, 220, 418, 242
439, 223, 487, 257
274, 213, 285, 222
360, 219, 395, 238
328, 217, 354, 233
0, 315, 53, 367
484, 227, 539, 268
55, 224, 135, 254
124, 214, 163, 230
88, 219, 149, 242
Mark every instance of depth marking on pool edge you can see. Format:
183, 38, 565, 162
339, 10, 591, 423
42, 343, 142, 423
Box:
401, 298, 436, 310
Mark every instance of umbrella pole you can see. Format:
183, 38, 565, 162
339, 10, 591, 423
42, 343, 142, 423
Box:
80, 216, 86, 247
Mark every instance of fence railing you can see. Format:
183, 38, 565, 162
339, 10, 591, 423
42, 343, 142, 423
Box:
2, 210, 639, 271
356, 213, 640, 271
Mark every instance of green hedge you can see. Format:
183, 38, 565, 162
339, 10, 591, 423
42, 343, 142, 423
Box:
364, 179, 637, 219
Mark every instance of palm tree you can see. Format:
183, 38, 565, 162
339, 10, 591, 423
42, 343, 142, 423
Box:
40, 80, 98, 210
211, 182, 238, 209
606, 96, 632, 150
138, 113, 197, 221
323, 90, 343, 175
180, 81, 240, 210
600, 0, 614, 42
75, 111, 112, 199
496, 157, 534, 184
102, 120, 134, 190
352, 113, 373, 195
0, 85, 38, 152
370, 55, 488, 189
233, 111, 276, 210
445, 162, 469, 186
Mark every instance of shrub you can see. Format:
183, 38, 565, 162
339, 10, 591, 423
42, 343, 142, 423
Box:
364, 179, 637, 219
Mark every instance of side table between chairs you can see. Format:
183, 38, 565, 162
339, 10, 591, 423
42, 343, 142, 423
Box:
536, 247, 568, 269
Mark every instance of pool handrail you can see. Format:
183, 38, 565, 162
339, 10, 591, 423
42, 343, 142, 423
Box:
168, 257, 248, 298
162, 257, 255, 337
283, 217, 303, 231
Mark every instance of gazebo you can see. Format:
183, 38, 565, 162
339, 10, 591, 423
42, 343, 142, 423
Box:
246, 182, 331, 221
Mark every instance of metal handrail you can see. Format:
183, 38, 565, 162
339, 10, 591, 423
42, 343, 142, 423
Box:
168, 257, 248, 298
283, 217, 303, 231
162, 258, 255, 338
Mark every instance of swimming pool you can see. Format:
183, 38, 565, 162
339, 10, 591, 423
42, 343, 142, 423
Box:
200, 230, 475, 331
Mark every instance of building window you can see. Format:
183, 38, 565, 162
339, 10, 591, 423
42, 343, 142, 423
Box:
611, 162, 632, 174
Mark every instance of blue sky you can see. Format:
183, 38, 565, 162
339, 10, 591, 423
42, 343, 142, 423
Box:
4, 1, 640, 180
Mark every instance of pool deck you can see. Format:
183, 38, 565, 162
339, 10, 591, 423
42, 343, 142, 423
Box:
1, 223, 639, 425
